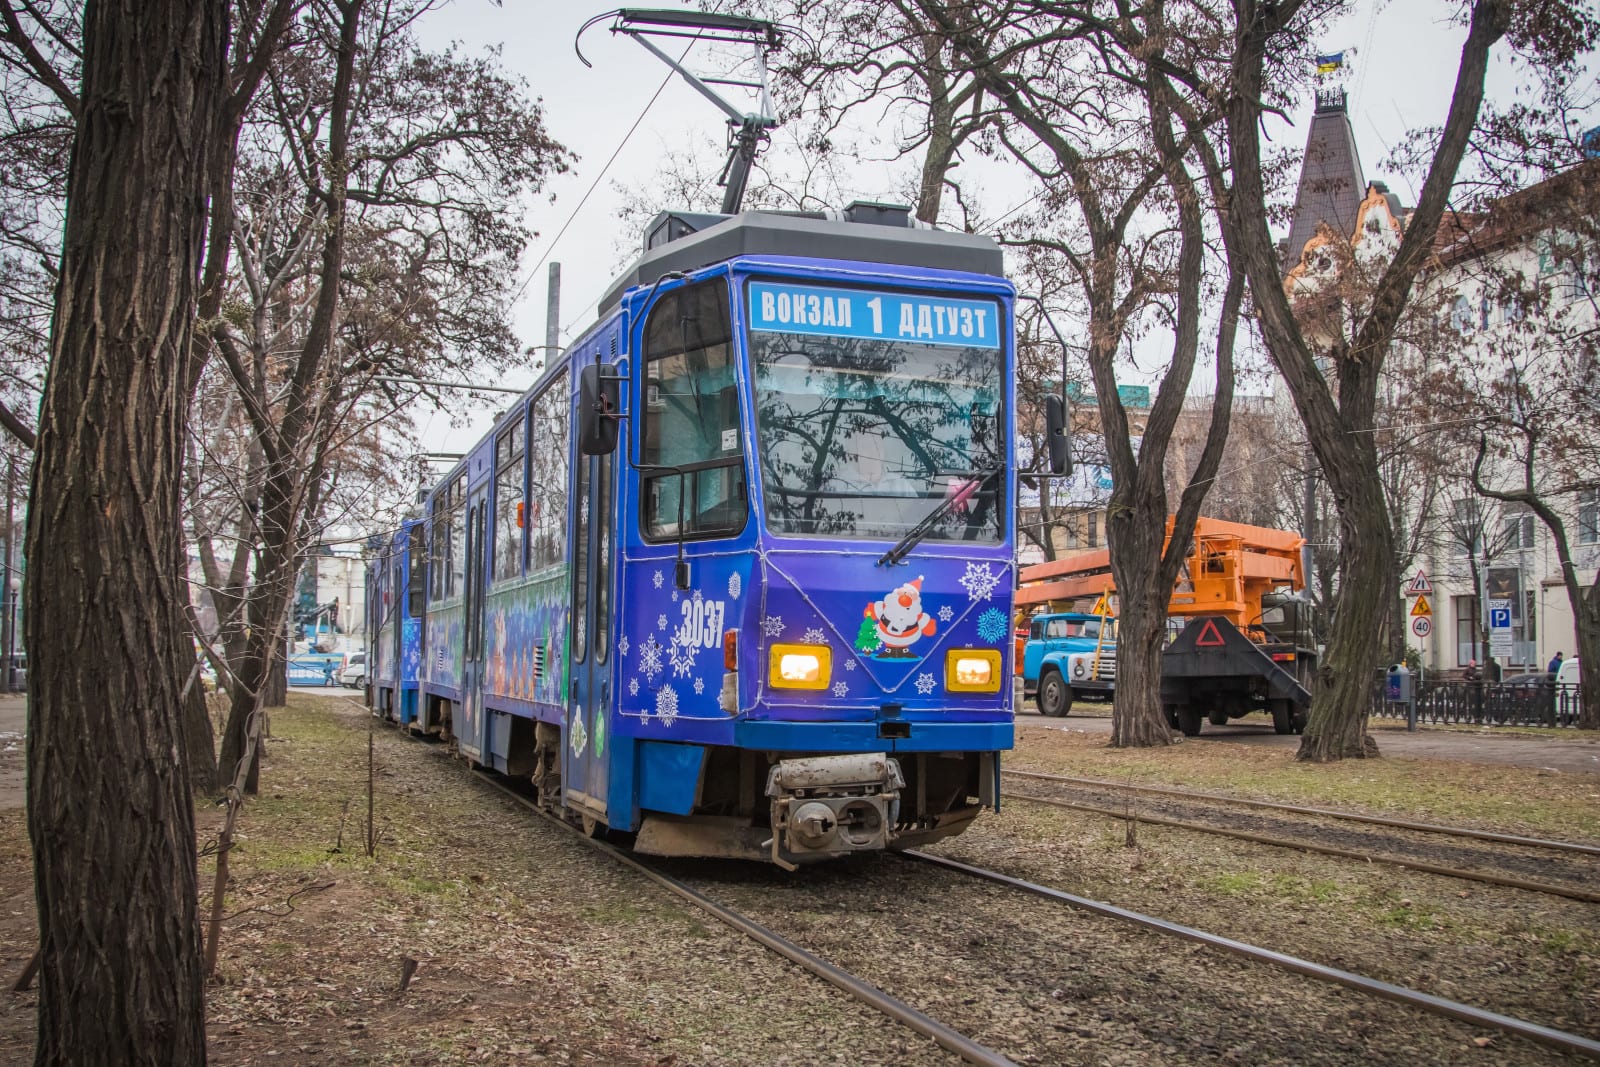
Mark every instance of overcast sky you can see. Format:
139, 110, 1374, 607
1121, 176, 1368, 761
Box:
406, 0, 1548, 456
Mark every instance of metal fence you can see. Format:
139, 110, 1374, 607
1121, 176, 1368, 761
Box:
1371, 676, 1586, 728
287, 652, 346, 687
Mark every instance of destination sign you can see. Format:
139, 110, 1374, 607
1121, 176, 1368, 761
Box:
747, 281, 1001, 350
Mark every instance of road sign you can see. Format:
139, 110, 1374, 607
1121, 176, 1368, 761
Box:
1404, 569, 1433, 596
1410, 594, 1433, 618
1090, 593, 1112, 616
1488, 602, 1514, 657
1488, 606, 1512, 630
1411, 616, 1432, 638
1194, 619, 1226, 647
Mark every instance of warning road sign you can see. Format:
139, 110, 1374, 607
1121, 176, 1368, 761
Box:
1410, 594, 1433, 618
1090, 593, 1113, 616
1404, 569, 1433, 596
1412, 616, 1432, 638
1193, 619, 1226, 647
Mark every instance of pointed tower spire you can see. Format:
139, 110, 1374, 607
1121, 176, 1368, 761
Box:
1281, 86, 1366, 279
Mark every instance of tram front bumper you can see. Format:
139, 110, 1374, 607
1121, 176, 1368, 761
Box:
764, 753, 904, 869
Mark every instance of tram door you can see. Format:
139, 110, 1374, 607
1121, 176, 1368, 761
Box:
460, 489, 489, 761
389, 556, 403, 698
564, 426, 616, 824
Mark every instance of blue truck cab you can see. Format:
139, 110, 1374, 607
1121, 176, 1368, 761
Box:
1022, 612, 1117, 716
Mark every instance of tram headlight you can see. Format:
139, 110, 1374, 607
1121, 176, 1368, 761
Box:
769, 643, 832, 690
945, 649, 1002, 692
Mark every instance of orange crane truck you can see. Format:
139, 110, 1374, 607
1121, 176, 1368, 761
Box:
1016, 517, 1320, 735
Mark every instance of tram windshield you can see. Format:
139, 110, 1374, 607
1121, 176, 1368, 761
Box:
747, 281, 1004, 542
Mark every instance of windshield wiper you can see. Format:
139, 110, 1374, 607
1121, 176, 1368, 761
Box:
877, 466, 1001, 567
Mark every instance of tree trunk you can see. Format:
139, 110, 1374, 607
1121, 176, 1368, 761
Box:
1575, 579, 1599, 730
182, 676, 219, 792
25, 0, 226, 1061
1297, 483, 1390, 760
264, 630, 287, 708
1109, 557, 1176, 746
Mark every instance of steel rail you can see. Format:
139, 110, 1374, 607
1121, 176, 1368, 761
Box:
1007, 790, 1600, 904
440, 745, 1017, 1067
906, 850, 1600, 1061
1007, 768, 1600, 857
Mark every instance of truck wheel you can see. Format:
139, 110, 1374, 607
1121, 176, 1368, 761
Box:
1271, 701, 1293, 735
1176, 706, 1203, 737
1037, 671, 1072, 717
1292, 709, 1309, 735
1207, 709, 1229, 727
1163, 705, 1180, 729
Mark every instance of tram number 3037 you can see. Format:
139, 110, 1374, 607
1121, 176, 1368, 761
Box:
678, 598, 728, 650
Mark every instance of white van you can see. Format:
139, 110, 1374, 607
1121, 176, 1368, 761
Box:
1556, 657, 1580, 688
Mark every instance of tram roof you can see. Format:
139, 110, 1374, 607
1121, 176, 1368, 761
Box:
598, 205, 1006, 314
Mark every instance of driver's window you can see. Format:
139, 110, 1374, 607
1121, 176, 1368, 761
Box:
1045, 619, 1068, 639
640, 278, 746, 541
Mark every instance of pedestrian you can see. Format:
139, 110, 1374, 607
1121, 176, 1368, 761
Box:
1464, 659, 1483, 722
1548, 650, 1564, 678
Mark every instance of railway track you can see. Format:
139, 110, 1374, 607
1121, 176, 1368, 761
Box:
1008, 769, 1600, 856
372, 706, 1600, 1063
1007, 769, 1600, 904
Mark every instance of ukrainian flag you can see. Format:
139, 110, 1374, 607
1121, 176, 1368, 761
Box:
1315, 52, 1344, 73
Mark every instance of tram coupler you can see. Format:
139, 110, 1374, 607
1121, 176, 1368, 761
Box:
764, 753, 904, 868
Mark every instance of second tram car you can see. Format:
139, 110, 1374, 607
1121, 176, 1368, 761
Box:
370, 203, 1024, 866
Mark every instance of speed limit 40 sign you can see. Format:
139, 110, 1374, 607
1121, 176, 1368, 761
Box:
1412, 616, 1432, 638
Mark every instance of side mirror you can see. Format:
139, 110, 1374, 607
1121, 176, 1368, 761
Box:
1045, 394, 1071, 475
578, 362, 620, 456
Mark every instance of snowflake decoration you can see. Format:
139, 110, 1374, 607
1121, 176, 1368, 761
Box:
831, 681, 849, 698
569, 714, 588, 757
618, 635, 629, 659
628, 676, 640, 697
692, 588, 703, 602
693, 677, 706, 695
655, 685, 679, 728
802, 627, 827, 645
844, 660, 856, 672
937, 604, 954, 623
728, 572, 742, 600
671, 589, 679, 602
976, 608, 1009, 644
657, 613, 668, 631
959, 562, 1002, 602
668, 629, 699, 678
652, 569, 664, 589
762, 615, 784, 637
638, 635, 664, 681
915, 673, 937, 696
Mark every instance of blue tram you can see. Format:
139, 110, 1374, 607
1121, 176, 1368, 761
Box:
370, 204, 1025, 865
366, 519, 424, 726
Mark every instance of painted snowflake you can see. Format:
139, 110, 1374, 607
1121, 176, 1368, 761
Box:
937, 604, 954, 623
692, 588, 703, 602
693, 677, 706, 695
569, 714, 588, 757
831, 681, 849, 697
655, 685, 679, 728
671, 589, 679, 602
802, 627, 827, 645
915, 673, 937, 696
618, 635, 630, 659
762, 615, 784, 637
976, 608, 1008, 644
728, 572, 742, 600
844, 659, 856, 672
657, 613, 668, 631
959, 562, 1002, 602
639, 635, 664, 681
652, 569, 664, 589
668, 629, 698, 678
628, 676, 640, 697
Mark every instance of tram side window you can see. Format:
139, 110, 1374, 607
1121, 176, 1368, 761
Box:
448, 475, 466, 597
407, 525, 425, 615
429, 508, 447, 601
494, 416, 525, 582
528, 371, 570, 570
640, 279, 745, 541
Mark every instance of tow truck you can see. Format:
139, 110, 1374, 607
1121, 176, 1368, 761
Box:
1016, 517, 1320, 735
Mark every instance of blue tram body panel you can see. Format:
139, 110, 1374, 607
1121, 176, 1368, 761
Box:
367, 519, 424, 726
377, 209, 1017, 865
